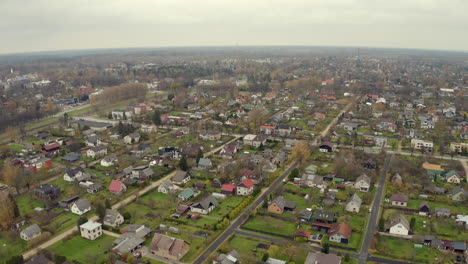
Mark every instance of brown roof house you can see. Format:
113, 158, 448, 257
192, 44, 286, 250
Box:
329, 223, 352, 244
149, 233, 190, 261
268, 196, 297, 215
391, 193, 409, 207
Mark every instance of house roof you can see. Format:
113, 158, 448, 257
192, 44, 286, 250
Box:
80, 221, 101, 230
305, 252, 341, 264
25, 254, 53, 264
270, 196, 296, 210
221, 184, 236, 192
312, 209, 335, 221
179, 188, 195, 199
104, 209, 122, 224
22, 224, 41, 237
329, 222, 352, 239
391, 193, 409, 203
346, 193, 362, 207
73, 198, 91, 211
386, 214, 410, 230
173, 170, 189, 182
422, 162, 443, 172
109, 180, 125, 192
239, 179, 254, 189
192, 195, 218, 210
355, 174, 371, 184
150, 233, 189, 258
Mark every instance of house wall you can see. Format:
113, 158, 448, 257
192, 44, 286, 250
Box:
237, 186, 253, 196
392, 201, 407, 207
345, 202, 360, 213
81, 226, 102, 240
389, 223, 409, 236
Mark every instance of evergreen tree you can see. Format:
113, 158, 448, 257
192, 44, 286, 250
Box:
196, 149, 204, 164
321, 242, 330, 254
77, 216, 88, 234
179, 156, 189, 171
153, 110, 162, 126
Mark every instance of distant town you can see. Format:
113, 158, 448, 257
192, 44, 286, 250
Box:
0, 47, 466, 264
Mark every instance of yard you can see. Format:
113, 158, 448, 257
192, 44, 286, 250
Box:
0, 232, 27, 263
50, 234, 115, 263
243, 215, 296, 237
373, 235, 450, 263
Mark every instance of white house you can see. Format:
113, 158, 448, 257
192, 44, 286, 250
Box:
411, 139, 433, 152
158, 180, 180, 194
103, 209, 124, 227
101, 156, 118, 167
86, 145, 107, 159
386, 215, 410, 236
237, 179, 254, 196
124, 133, 141, 144
80, 221, 102, 240
345, 193, 362, 213
70, 198, 91, 215
20, 224, 41, 241
190, 195, 218, 215
354, 174, 371, 192
63, 167, 87, 182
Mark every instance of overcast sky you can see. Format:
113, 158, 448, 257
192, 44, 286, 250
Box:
1, 0, 467, 54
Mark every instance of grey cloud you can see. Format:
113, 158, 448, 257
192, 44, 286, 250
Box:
0, 0, 467, 53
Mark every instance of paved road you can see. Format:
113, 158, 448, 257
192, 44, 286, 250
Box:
386, 150, 468, 162
358, 153, 393, 264
192, 162, 298, 264
311, 96, 359, 146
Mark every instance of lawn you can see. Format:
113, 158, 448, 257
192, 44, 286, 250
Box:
50, 234, 115, 263
373, 236, 448, 263
406, 199, 468, 215
209, 196, 245, 218
15, 194, 45, 216
0, 232, 27, 263
243, 215, 296, 237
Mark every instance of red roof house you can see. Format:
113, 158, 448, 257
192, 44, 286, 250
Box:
221, 184, 236, 195
109, 180, 126, 194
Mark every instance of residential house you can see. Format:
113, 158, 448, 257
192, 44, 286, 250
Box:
25, 255, 54, 264
445, 170, 462, 184
190, 195, 218, 214
104, 209, 124, 227
239, 169, 263, 184
80, 221, 102, 240
20, 224, 41, 241
434, 207, 451, 218
101, 155, 118, 167
124, 132, 140, 144
304, 252, 341, 264
237, 179, 254, 196
314, 113, 326, 120
272, 151, 287, 166
319, 142, 334, 153
450, 142, 468, 153
277, 124, 293, 136
297, 209, 312, 222
375, 136, 388, 147
301, 174, 326, 189
86, 145, 107, 159
418, 202, 430, 216
391, 193, 409, 207
34, 184, 61, 202
260, 125, 276, 135
63, 167, 88, 182
268, 196, 297, 214
386, 214, 410, 236
329, 223, 352, 244
109, 180, 127, 194
345, 193, 362, 213
159, 146, 182, 160
219, 141, 240, 158
221, 184, 236, 195
342, 122, 359, 131
158, 180, 180, 194
111, 109, 133, 120
212, 249, 240, 264
149, 233, 190, 261
131, 165, 154, 180
198, 158, 212, 170
178, 188, 195, 201
85, 136, 102, 147
172, 170, 191, 185
70, 198, 91, 215
392, 173, 403, 185
353, 174, 371, 192
181, 143, 202, 158
312, 209, 335, 225
305, 164, 318, 174
411, 139, 433, 152
448, 187, 467, 201
199, 131, 222, 141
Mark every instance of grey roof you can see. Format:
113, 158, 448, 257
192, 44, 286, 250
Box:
126, 132, 140, 139
297, 209, 312, 220
77, 119, 111, 128
104, 209, 122, 224
173, 170, 189, 182
22, 224, 41, 237
112, 237, 145, 253
312, 209, 335, 221
66, 167, 85, 177
192, 195, 218, 210
386, 214, 410, 230
355, 174, 371, 184
271, 196, 296, 210
73, 198, 91, 211
434, 207, 451, 214
198, 158, 212, 167
453, 241, 466, 251
90, 145, 107, 152
305, 252, 341, 264
346, 193, 362, 207
25, 254, 52, 264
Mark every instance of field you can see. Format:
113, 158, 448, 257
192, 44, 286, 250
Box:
50, 234, 115, 263
243, 215, 296, 237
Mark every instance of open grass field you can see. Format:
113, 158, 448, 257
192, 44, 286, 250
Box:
50, 234, 115, 263
243, 215, 296, 237
0, 232, 27, 263
373, 236, 449, 263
